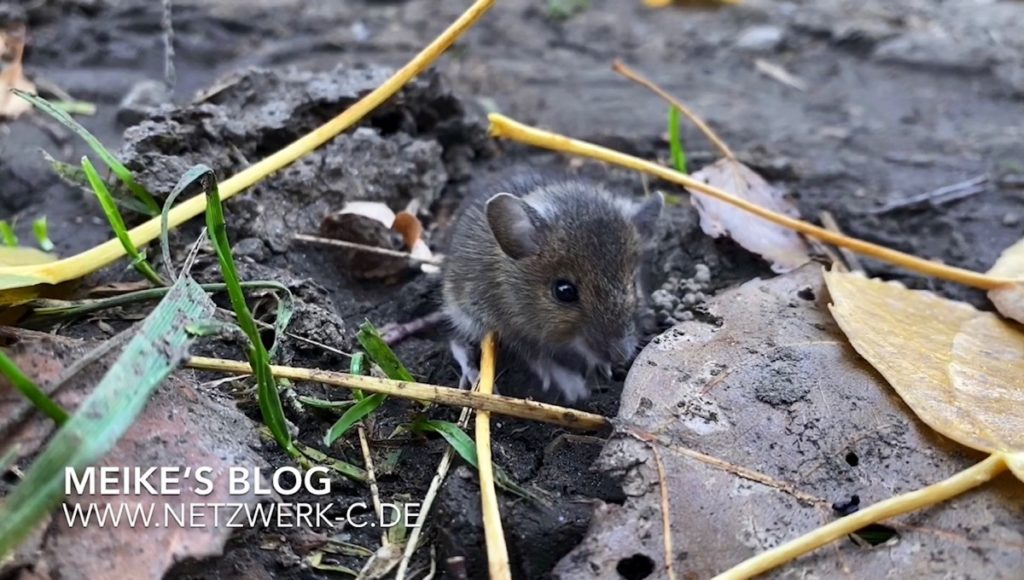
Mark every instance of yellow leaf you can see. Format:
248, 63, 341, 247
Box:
0, 246, 57, 267
824, 269, 1024, 478
986, 237, 1024, 324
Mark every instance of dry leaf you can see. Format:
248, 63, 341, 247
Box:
556, 265, 1023, 577
320, 201, 437, 278
754, 58, 808, 91
825, 269, 1024, 479
986, 237, 1024, 324
0, 29, 36, 119
686, 158, 811, 272
393, 210, 439, 274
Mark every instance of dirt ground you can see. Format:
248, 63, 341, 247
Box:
2, 0, 1022, 578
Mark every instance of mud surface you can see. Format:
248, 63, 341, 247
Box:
2, 0, 1022, 578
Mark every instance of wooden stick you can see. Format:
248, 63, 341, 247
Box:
475, 333, 511, 579
185, 356, 609, 431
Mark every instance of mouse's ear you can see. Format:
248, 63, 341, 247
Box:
486, 192, 545, 259
630, 191, 664, 240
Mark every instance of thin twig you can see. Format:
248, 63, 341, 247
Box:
819, 211, 864, 273
185, 356, 609, 431
396, 385, 480, 579
293, 233, 444, 267
649, 444, 677, 580
488, 114, 1019, 291
868, 174, 988, 215
613, 59, 736, 159
713, 453, 1008, 579
475, 333, 510, 579
358, 425, 387, 546
161, 0, 176, 92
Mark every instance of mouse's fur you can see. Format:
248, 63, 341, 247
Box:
442, 174, 663, 401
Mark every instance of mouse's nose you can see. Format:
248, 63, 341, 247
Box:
604, 333, 639, 364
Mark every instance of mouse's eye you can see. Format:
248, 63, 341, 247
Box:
552, 280, 579, 304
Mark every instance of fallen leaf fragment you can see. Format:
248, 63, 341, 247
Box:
0, 29, 36, 119
754, 58, 808, 92
319, 201, 438, 279
986, 237, 1024, 324
686, 158, 811, 272
825, 269, 1024, 475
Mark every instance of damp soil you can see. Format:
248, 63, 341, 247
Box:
1, 0, 1022, 578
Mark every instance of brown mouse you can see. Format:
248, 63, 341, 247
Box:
442, 174, 663, 401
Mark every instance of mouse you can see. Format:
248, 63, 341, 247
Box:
441, 173, 663, 401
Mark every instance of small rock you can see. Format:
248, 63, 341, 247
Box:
232, 237, 267, 261
651, 289, 679, 311
693, 263, 712, 285
735, 25, 785, 53
1003, 212, 1020, 227
116, 79, 170, 126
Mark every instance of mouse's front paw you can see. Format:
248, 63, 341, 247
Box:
529, 359, 589, 402
450, 339, 480, 389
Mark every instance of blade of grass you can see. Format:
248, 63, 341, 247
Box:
0, 348, 69, 424
31, 217, 54, 252
41, 150, 152, 215
413, 419, 538, 501
82, 157, 164, 286
357, 321, 414, 382
293, 440, 367, 482
324, 393, 387, 446
28, 281, 289, 321
668, 107, 687, 174
15, 90, 159, 215
322, 321, 417, 444
297, 395, 356, 411
191, 165, 296, 457
0, 221, 17, 247
0, 275, 215, 559
0, 444, 19, 474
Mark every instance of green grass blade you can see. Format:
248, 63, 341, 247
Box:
415, 419, 477, 464
42, 150, 152, 215
297, 396, 356, 411
413, 419, 539, 502
668, 106, 688, 174
189, 165, 296, 457
32, 217, 54, 252
28, 281, 289, 321
0, 275, 215, 559
323, 393, 387, 446
0, 221, 17, 247
16, 90, 160, 215
356, 321, 414, 382
294, 441, 367, 483
0, 349, 69, 424
0, 445, 19, 474
82, 157, 165, 286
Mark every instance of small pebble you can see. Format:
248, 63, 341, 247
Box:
1002, 212, 1020, 227
693, 263, 711, 285
735, 25, 785, 53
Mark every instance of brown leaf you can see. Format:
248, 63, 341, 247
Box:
0, 29, 36, 119
555, 266, 1023, 578
686, 158, 811, 272
986, 237, 1024, 324
825, 269, 1024, 470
